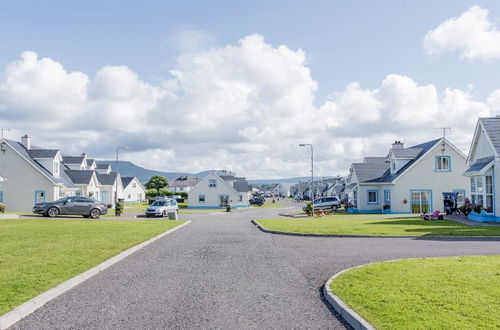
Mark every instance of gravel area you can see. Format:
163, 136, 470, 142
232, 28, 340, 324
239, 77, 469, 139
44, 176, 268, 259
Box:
11, 205, 500, 329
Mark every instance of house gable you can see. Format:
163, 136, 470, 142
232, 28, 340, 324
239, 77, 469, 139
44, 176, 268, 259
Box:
467, 120, 496, 164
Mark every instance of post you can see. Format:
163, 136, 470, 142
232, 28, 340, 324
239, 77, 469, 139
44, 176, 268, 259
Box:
115, 146, 129, 205
299, 144, 314, 216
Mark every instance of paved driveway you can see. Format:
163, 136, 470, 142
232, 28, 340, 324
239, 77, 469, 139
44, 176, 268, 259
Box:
11, 205, 500, 329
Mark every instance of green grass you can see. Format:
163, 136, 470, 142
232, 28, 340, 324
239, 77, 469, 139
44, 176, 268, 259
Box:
0, 219, 185, 315
331, 256, 500, 329
256, 215, 500, 236
252, 201, 285, 208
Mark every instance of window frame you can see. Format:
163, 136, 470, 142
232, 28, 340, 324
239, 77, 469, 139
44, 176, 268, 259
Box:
208, 179, 217, 188
198, 194, 206, 203
367, 190, 379, 204
435, 156, 451, 172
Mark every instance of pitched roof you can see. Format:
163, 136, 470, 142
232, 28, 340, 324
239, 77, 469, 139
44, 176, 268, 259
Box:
479, 117, 500, 156
352, 163, 390, 183
96, 163, 111, 169
65, 170, 95, 185
464, 156, 495, 175
62, 156, 85, 165
121, 176, 135, 188
97, 173, 118, 186
86, 158, 95, 166
26, 149, 59, 159
372, 139, 442, 183
391, 148, 422, 159
233, 181, 252, 192
169, 176, 199, 187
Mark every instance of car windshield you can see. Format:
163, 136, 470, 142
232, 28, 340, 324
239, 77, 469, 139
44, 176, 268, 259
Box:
152, 201, 167, 206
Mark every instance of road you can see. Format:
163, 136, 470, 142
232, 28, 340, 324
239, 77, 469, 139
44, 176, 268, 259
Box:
11, 203, 500, 329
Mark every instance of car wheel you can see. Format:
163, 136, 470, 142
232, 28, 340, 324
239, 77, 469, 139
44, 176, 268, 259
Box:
331, 205, 338, 211
47, 207, 59, 218
89, 208, 101, 219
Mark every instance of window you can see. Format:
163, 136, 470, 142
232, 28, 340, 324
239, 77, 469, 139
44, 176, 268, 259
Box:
239, 194, 243, 202
384, 190, 391, 208
391, 161, 396, 172
0, 191, 3, 203
411, 190, 431, 214
53, 160, 60, 177
486, 176, 493, 213
453, 189, 466, 206
132, 183, 136, 188
208, 179, 217, 188
199, 195, 206, 203
436, 156, 451, 171
367, 190, 378, 204
128, 194, 131, 199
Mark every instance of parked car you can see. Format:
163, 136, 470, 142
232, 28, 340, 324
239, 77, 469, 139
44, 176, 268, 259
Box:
145, 198, 179, 218
249, 196, 265, 206
33, 196, 108, 219
303, 196, 341, 211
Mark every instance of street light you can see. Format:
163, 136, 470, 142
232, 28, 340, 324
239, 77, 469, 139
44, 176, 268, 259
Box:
115, 146, 129, 204
299, 143, 314, 215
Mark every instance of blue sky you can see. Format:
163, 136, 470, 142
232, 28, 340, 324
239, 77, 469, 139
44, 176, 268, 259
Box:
1, 1, 500, 178
2, 0, 499, 101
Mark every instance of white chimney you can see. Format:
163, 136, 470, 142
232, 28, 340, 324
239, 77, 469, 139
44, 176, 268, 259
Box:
392, 141, 404, 149
21, 134, 31, 150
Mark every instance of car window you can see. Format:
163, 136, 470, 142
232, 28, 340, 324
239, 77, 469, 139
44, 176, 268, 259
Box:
152, 200, 166, 206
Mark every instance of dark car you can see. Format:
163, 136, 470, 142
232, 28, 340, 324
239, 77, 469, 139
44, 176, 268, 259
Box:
250, 196, 265, 206
33, 196, 108, 219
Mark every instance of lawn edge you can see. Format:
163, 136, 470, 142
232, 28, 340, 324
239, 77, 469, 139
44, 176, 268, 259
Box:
324, 264, 376, 330
0, 220, 191, 330
251, 219, 500, 239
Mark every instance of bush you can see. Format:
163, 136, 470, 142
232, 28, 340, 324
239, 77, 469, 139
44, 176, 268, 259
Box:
0, 203, 5, 213
305, 203, 313, 216
146, 189, 158, 199
115, 202, 124, 216
473, 204, 483, 214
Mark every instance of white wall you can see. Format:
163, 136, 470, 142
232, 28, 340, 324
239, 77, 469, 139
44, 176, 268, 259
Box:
0, 144, 58, 211
391, 142, 468, 213
470, 128, 495, 163
123, 178, 146, 202
188, 173, 240, 208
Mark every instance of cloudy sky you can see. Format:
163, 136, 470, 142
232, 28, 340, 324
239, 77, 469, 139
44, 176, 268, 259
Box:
1, 1, 500, 179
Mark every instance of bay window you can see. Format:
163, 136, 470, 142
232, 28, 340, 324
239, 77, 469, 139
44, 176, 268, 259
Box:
470, 175, 494, 213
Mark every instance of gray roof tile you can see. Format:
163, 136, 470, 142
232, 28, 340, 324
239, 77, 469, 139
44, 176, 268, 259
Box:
464, 156, 495, 174
62, 156, 85, 165
27, 149, 59, 159
64, 170, 95, 185
97, 173, 118, 186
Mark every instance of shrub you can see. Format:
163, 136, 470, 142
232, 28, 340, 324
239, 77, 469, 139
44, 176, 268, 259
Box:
146, 189, 158, 199
473, 204, 483, 214
115, 202, 124, 216
305, 203, 313, 216
0, 203, 5, 213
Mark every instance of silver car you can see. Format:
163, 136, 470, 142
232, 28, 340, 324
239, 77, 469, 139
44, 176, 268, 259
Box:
145, 198, 179, 218
33, 196, 108, 219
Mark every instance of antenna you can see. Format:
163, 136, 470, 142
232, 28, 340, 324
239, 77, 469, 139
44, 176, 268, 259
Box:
435, 127, 451, 140
435, 127, 451, 153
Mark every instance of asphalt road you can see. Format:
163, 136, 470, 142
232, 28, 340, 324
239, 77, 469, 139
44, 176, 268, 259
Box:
11, 203, 500, 329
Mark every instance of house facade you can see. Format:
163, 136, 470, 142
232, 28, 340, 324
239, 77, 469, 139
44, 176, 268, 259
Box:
463, 117, 500, 222
121, 176, 146, 202
0, 135, 138, 211
187, 172, 251, 208
346, 138, 468, 214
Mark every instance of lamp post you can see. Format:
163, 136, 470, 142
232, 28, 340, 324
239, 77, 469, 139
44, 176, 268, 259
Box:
115, 146, 129, 204
299, 143, 313, 215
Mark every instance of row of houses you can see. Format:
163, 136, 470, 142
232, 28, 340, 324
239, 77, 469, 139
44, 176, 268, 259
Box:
0, 135, 146, 212
341, 116, 500, 223
290, 177, 346, 200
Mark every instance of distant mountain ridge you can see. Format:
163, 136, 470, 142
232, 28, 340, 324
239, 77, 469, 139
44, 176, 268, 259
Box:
97, 160, 328, 184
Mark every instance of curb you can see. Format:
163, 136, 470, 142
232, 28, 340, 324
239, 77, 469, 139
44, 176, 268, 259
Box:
0, 220, 191, 330
251, 219, 500, 240
323, 266, 376, 330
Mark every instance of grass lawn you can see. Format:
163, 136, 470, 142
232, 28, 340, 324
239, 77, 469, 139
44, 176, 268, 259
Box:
256, 215, 500, 236
331, 256, 500, 329
252, 201, 285, 208
0, 219, 185, 315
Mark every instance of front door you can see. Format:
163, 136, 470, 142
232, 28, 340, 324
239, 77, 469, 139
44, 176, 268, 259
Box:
219, 195, 229, 208
384, 190, 391, 210
34, 190, 45, 204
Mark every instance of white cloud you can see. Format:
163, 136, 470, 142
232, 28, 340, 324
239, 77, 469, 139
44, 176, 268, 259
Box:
423, 5, 500, 61
0, 35, 496, 178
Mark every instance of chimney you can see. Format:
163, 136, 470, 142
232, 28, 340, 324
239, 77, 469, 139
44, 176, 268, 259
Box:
392, 141, 404, 149
21, 134, 31, 150
81, 152, 86, 157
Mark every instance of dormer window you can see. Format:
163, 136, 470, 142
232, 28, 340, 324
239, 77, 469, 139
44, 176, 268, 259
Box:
391, 161, 396, 172
53, 160, 60, 177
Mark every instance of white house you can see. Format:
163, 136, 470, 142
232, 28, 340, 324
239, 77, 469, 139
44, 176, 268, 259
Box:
97, 172, 124, 205
187, 172, 251, 208
96, 163, 112, 174
169, 176, 199, 193
463, 117, 500, 223
346, 138, 468, 214
121, 176, 146, 202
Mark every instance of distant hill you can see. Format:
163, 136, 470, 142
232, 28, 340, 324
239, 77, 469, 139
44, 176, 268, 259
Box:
97, 160, 332, 184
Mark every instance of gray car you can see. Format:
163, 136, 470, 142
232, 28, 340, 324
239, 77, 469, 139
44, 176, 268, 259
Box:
33, 196, 108, 219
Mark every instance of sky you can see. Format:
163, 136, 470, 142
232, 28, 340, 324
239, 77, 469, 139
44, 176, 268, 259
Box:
1, 1, 500, 179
